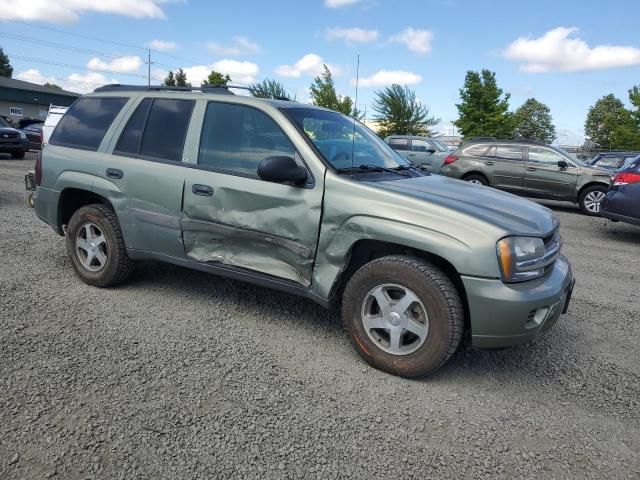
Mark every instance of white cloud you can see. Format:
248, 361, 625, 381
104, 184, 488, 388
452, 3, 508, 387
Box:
504, 27, 640, 73
0, 0, 165, 23
354, 70, 422, 87
326, 27, 378, 44
389, 28, 433, 54
206, 37, 259, 56
16, 69, 117, 93
146, 39, 178, 52
275, 54, 339, 78
87, 56, 142, 73
182, 60, 259, 85
325, 0, 360, 7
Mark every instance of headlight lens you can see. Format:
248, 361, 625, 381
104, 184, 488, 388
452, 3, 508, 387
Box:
19, 131, 27, 140
496, 236, 547, 282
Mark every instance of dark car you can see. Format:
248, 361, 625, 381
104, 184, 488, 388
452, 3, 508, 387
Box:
601, 156, 640, 226
590, 151, 640, 171
0, 116, 29, 159
20, 122, 43, 150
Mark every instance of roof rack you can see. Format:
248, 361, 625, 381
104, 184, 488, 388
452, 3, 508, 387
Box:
93, 83, 290, 101
468, 136, 548, 145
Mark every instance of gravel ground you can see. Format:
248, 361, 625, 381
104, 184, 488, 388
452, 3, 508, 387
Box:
1, 153, 639, 479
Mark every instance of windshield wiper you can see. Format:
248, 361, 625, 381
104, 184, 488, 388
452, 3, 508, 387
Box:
393, 164, 431, 175
336, 164, 410, 176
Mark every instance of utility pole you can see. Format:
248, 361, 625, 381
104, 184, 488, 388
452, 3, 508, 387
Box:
147, 49, 151, 86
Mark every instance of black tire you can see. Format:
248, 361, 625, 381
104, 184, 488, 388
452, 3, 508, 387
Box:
341, 255, 464, 378
578, 185, 608, 216
463, 173, 488, 186
11, 151, 26, 159
65, 204, 132, 287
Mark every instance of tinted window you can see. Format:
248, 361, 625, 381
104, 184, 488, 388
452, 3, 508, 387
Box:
488, 145, 523, 161
411, 139, 433, 152
462, 144, 489, 157
595, 155, 624, 169
388, 138, 409, 151
199, 102, 296, 176
50, 97, 128, 151
139, 99, 194, 162
114, 98, 152, 156
528, 146, 565, 165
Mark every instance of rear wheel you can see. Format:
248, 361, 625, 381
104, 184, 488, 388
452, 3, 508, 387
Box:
11, 151, 26, 159
65, 204, 132, 287
463, 173, 488, 186
579, 185, 607, 215
341, 255, 464, 378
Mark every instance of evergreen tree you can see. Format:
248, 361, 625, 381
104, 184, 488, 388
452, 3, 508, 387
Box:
585, 94, 635, 150
454, 69, 513, 139
163, 71, 176, 86
372, 84, 439, 138
309, 65, 353, 115
175, 68, 191, 87
513, 98, 556, 143
248, 79, 291, 99
0, 48, 13, 78
203, 70, 230, 86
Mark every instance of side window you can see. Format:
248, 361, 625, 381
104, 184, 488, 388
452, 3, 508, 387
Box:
114, 98, 152, 156
490, 145, 523, 161
50, 97, 128, 151
411, 139, 432, 152
528, 146, 565, 165
198, 102, 296, 177
462, 144, 489, 157
139, 99, 195, 162
388, 138, 409, 151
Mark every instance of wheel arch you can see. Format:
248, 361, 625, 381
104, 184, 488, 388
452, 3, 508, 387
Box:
58, 188, 115, 235
462, 171, 489, 183
578, 181, 609, 199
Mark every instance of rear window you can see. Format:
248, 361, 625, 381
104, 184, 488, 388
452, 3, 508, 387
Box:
487, 145, 523, 161
50, 97, 128, 151
461, 144, 489, 157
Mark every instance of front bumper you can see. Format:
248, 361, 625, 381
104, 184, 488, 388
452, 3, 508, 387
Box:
0, 139, 28, 152
462, 254, 574, 348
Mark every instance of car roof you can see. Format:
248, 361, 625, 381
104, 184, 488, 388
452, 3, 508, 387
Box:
387, 135, 437, 140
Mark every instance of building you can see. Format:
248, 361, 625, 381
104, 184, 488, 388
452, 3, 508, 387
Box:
0, 76, 78, 123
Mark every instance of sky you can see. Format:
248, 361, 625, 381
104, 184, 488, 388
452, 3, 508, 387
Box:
1, 0, 640, 145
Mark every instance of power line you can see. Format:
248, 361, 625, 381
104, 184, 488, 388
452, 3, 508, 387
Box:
8, 54, 149, 79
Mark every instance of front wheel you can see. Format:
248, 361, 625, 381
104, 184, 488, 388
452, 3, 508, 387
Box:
65, 204, 132, 287
341, 255, 464, 378
579, 185, 607, 216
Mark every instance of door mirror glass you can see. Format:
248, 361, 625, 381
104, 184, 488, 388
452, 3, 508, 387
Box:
258, 156, 308, 185
558, 160, 568, 169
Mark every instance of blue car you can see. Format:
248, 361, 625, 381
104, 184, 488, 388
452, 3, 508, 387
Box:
601, 156, 640, 226
590, 151, 640, 171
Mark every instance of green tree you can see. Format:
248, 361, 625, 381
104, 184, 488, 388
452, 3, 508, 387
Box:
309, 65, 353, 115
584, 94, 638, 150
512, 98, 556, 143
629, 85, 640, 126
372, 84, 439, 138
163, 70, 176, 86
44, 82, 62, 90
175, 68, 190, 87
248, 78, 291, 99
454, 69, 513, 139
203, 70, 230, 86
0, 47, 13, 78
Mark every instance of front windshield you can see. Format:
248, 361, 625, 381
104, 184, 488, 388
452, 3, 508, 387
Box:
282, 108, 410, 170
431, 139, 449, 152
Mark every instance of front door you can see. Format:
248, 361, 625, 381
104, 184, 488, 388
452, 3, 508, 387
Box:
181, 101, 323, 286
482, 145, 525, 191
408, 138, 437, 171
524, 146, 577, 199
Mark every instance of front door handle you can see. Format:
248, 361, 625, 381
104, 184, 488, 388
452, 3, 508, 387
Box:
192, 184, 214, 196
485, 161, 494, 166
407, 153, 416, 157
526, 167, 537, 171
106, 168, 123, 179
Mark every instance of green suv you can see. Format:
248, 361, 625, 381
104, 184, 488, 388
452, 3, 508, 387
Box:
440, 138, 611, 215
33, 85, 574, 377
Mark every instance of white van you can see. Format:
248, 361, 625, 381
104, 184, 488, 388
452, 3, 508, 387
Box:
42, 105, 68, 145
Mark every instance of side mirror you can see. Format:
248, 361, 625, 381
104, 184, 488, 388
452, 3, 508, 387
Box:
558, 160, 568, 169
258, 156, 308, 186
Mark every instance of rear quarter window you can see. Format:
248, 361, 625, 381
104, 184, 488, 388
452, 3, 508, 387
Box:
49, 97, 128, 151
461, 144, 489, 157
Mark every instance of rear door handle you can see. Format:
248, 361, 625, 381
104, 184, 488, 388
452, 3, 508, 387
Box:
106, 168, 123, 179
526, 167, 537, 171
484, 161, 494, 166
192, 184, 214, 196
407, 153, 416, 157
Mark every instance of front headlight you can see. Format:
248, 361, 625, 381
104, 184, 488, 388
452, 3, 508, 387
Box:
19, 131, 27, 140
496, 236, 548, 282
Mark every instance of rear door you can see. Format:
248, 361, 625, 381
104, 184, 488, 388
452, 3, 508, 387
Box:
180, 101, 323, 286
523, 146, 577, 199
98, 96, 196, 258
387, 137, 411, 160
482, 144, 525, 191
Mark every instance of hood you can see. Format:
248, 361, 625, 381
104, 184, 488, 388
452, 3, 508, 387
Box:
371, 174, 558, 237
0, 127, 19, 134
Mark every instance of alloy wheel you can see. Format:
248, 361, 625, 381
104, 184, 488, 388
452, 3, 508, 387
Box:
75, 222, 108, 272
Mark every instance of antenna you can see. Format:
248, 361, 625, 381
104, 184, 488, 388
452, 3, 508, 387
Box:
350, 54, 360, 177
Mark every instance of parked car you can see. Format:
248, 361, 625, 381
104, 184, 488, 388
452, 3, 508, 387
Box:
42, 105, 68, 145
440, 138, 612, 215
589, 151, 640, 171
20, 122, 43, 150
601, 156, 640, 226
385, 135, 451, 173
0, 115, 29, 159
32, 85, 574, 377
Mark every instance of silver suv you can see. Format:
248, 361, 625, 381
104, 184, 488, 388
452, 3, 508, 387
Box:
385, 135, 451, 173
